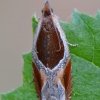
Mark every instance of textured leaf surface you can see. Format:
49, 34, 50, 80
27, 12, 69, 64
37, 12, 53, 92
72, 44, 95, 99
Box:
60, 10, 100, 100
1, 10, 100, 100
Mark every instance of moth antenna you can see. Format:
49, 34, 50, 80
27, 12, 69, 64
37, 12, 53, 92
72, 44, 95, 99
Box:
56, 36, 61, 52
67, 42, 78, 46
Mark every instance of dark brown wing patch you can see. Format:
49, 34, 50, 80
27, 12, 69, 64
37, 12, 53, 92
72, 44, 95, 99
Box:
36, 16, 64, 69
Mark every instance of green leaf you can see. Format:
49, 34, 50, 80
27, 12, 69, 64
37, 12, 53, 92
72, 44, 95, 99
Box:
60, 10, 100, 100
1, 10, 100, 100
1, 52, 37, 100
32, 14, 38, 36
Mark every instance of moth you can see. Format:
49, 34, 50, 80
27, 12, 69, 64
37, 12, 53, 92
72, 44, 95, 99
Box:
32, 0, 76, 100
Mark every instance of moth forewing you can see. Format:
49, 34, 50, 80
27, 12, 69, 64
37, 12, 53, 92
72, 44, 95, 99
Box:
32, 16, 43, 99
32, 18, 42, 62
52, 15, 70, 69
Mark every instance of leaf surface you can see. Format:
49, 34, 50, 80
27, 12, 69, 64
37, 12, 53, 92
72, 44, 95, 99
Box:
60, 10, 100, 100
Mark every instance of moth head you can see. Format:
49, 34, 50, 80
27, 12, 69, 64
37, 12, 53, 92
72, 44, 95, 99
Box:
40, 68, 66, 100
41, 0, 53, 17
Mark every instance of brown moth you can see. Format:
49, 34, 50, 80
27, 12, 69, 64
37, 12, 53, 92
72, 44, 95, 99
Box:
32, 0, 76, 100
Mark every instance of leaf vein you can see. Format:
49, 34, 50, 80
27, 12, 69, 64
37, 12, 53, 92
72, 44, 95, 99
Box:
79, 16, 95, 63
